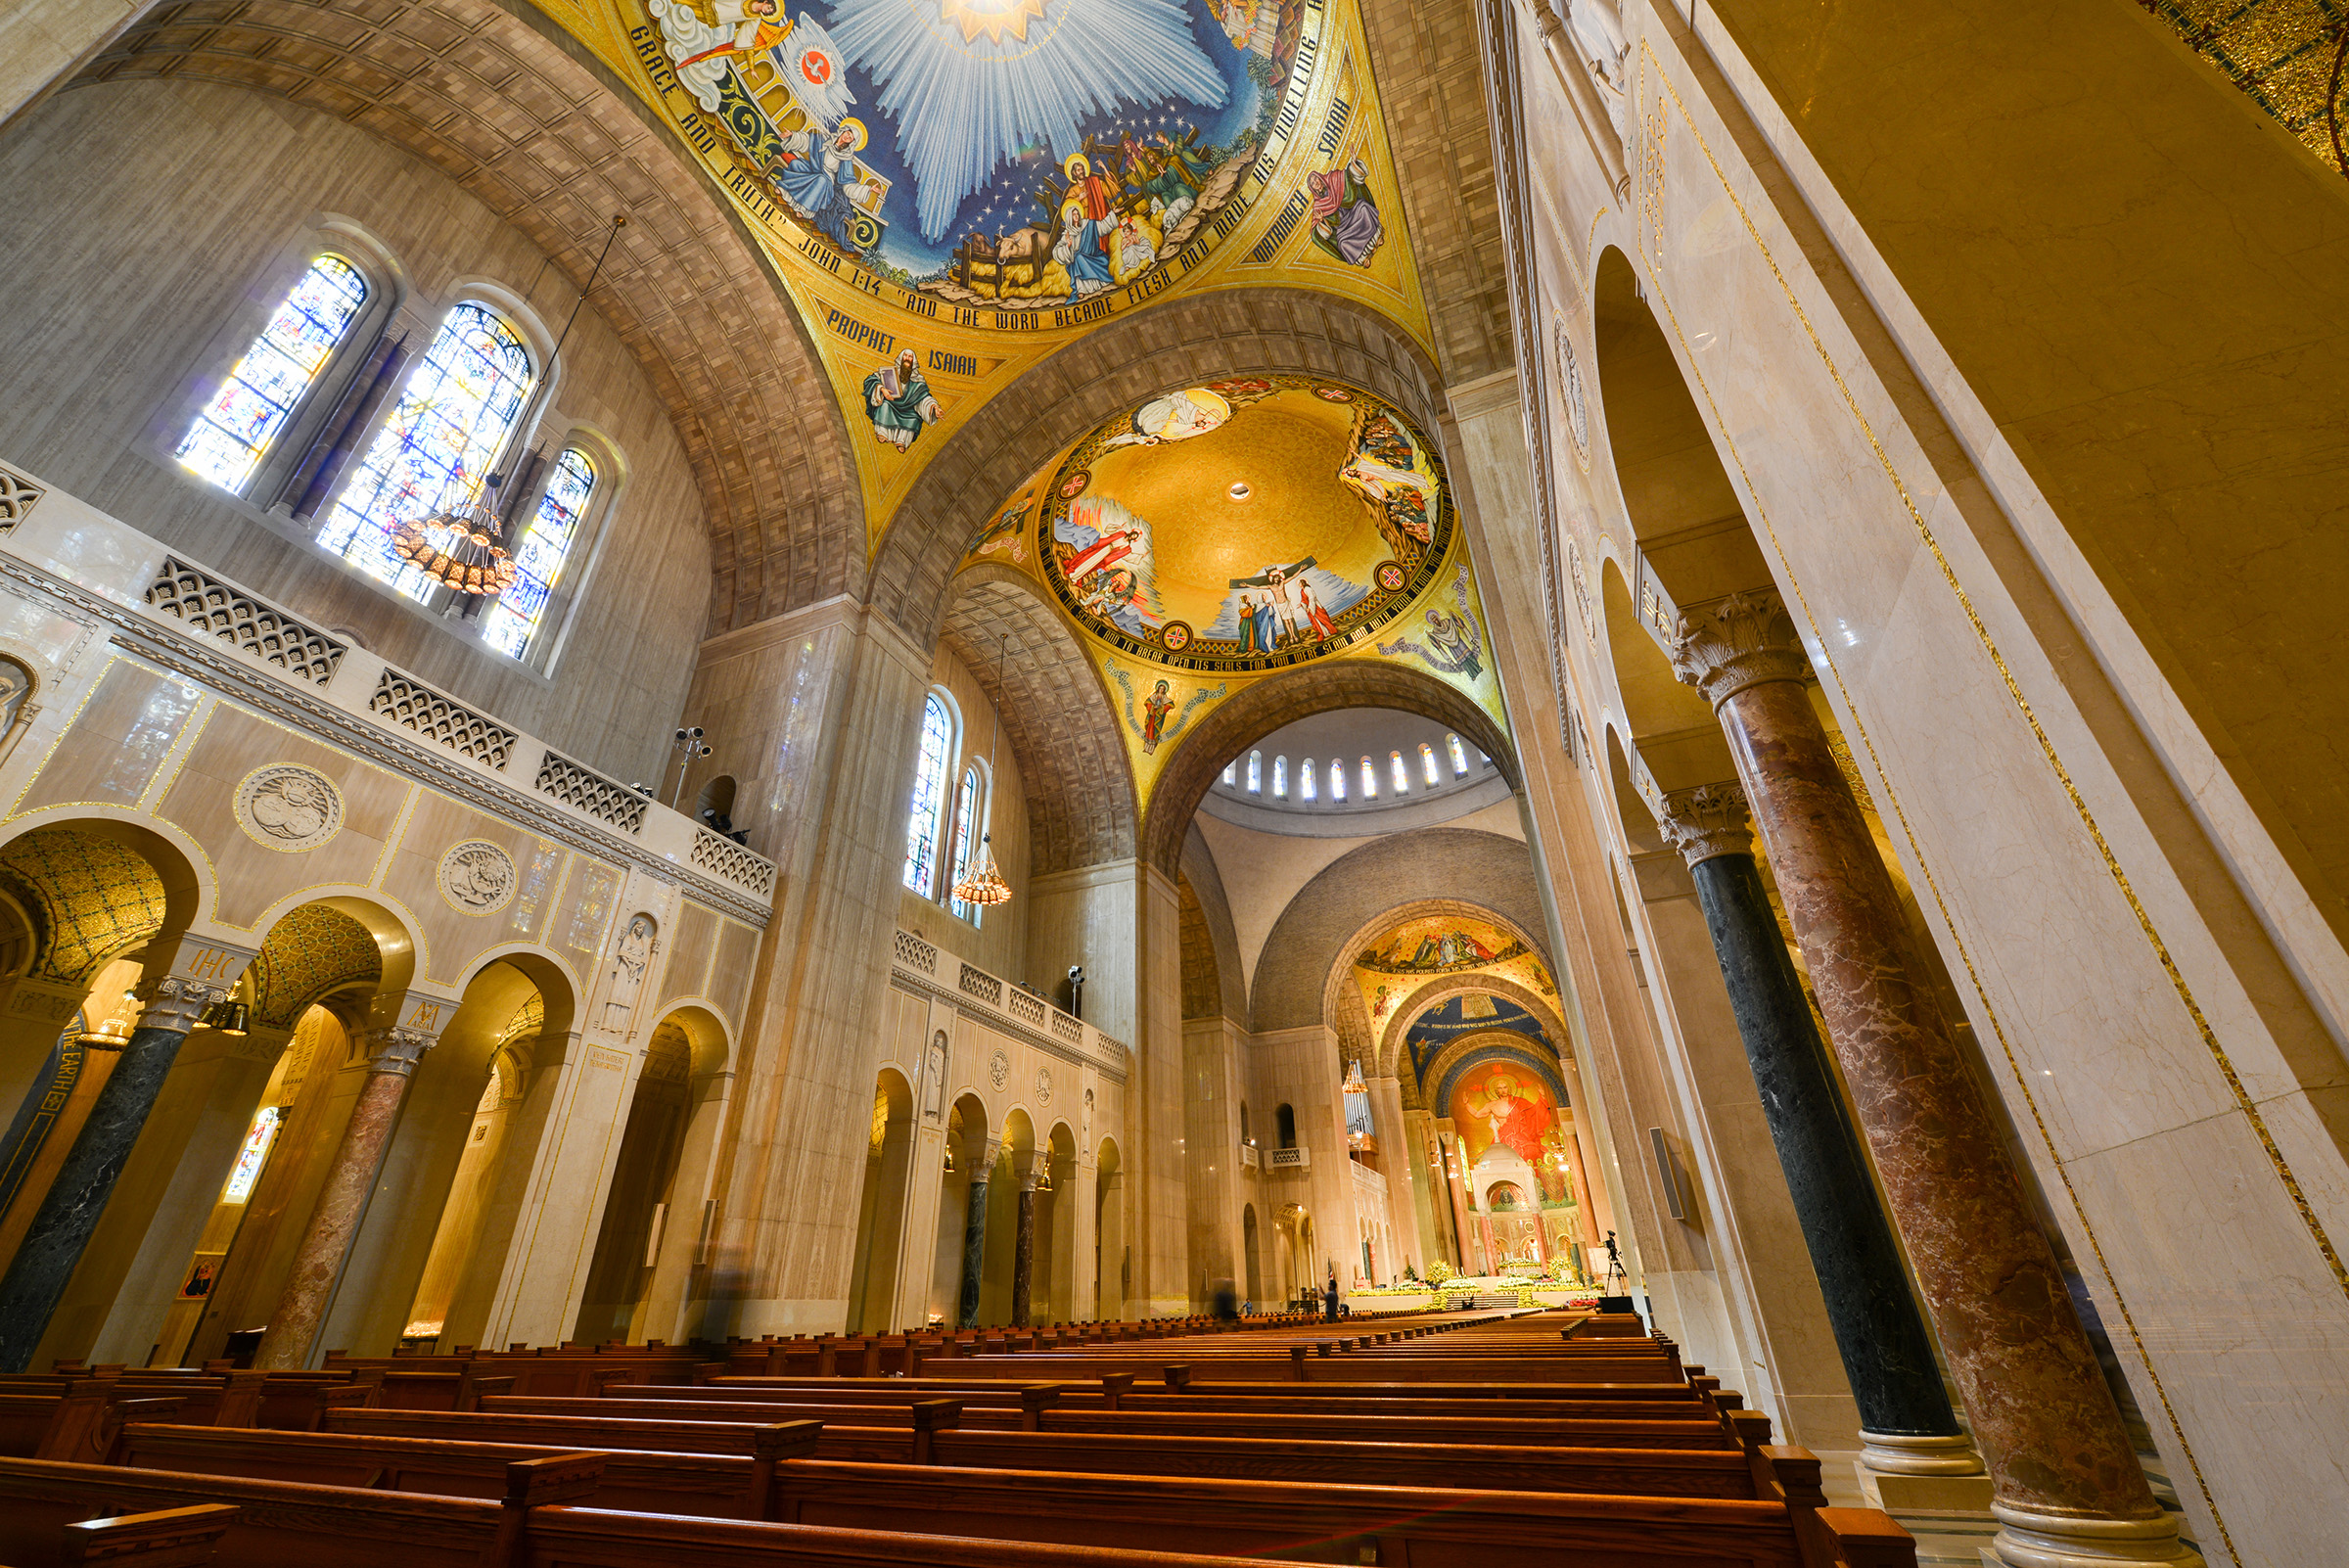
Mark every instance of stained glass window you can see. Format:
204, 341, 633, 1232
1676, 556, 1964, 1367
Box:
902, 695, 953, 894
1391, 750, 1409, 794
946, 765, 983, 925
319, 301, 534, 599
1247, 750, 1262, 793
1301, 759, 1316, 801
177, 255, 368, 492
1360, 757, 1376, 799
1221, 762, 1235, 786
221, 1104, 283, 1203
1272, 756, 1287, 799
1329, 758, 1347, 802
1448, 733, 1469, 775
484, 447, 594, 658
1421, 743, 1441, 785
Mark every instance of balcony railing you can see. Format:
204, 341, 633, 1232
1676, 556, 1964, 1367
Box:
889, 929, 1128, 1080
0, 457, 777, 921
1267, 1146, 1310, 1170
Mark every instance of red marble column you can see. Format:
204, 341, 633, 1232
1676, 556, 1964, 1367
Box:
253, 1027, 434, 1369
1674, 592, 2193, 1568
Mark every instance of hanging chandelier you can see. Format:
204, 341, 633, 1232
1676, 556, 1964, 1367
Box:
392, 212, 626, 597
951, 633, 1015, 907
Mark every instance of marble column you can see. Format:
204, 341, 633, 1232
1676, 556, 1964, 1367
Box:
0, 976, 226, 1372
1673, 591, 2194, 1568
1011, 1164, 1040, 1327
957, 1138, 996, 1328
1657, 780, 1982, 1486
253, 1026, 434, 1369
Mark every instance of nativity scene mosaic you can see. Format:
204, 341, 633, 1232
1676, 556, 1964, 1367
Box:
545, 0, 1430, 539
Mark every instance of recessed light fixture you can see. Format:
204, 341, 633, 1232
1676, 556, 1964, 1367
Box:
1228, 482, 1252, 500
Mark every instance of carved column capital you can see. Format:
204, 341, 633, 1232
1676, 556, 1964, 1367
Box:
360, 1026, 437, 1078
1656, 782, 1755, 868
1670, 590, 1810, 709
136, 977, 231, 1036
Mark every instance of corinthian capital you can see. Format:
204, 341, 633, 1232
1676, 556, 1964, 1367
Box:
1656, 782, 1754, 868
1670, 589, 1810, 709
138, 976, 232, 1036
361, 1026, 437, 1077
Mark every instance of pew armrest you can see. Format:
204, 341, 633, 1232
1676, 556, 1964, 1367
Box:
1817, 1507, 1916, 1568
60, 1502, 240, 1567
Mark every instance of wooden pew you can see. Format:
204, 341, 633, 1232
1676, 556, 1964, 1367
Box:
1, 1389, 189, 1464
56, 1503, 238, 1567
93, 1425, 1916, 1567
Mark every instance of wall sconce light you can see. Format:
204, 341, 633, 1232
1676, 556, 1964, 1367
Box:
203, 999, 251, 1037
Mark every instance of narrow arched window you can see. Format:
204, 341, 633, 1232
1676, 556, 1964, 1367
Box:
1329, 758, 1346, 802
1276, 1104, 1297, 1150
1300, 759, 1316, 802
1221, 761, 1235, 787
1247, 750, 1262, 794
178, 254, 369, 492
901, 694, 953, 895
1420, 743, 1440, 785
945, 764, 984, 925
1391, 750, 1409, 794
1448, 733, 1469, 775
1272, 756, 1287, 799
320, 301, 535, 600
1360, 757, 1377, 799
484, 446, 593, 658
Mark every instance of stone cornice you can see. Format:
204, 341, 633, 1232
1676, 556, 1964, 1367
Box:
0, 555, 772, 926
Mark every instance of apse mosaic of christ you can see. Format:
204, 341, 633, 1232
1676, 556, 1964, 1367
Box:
1038, 376, 1453, 672
639, 0, 1308, 303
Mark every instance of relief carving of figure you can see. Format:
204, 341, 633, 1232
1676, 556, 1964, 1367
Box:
602, 913, 657, 1033
923, 1030, 949, 1121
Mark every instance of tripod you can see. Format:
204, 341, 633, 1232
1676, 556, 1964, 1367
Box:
1601, 1230, 1629, 1294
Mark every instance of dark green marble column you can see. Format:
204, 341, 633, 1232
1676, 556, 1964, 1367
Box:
957, 1175, 990, 1329
0, 979, 225, 1371
1656, 783, 1958, 1441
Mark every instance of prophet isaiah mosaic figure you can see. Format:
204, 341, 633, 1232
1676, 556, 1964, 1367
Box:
863, 348, 942, 450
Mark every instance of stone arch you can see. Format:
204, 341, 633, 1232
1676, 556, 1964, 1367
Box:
1383, 971, 1578, 1111
78, 0, 865, 631
867, 290, 1448, 644
1308, 894, 1559, 1063
244, 902, 385, 1036
1248, 829, 1548, 1033
647, 1001, 733, 1078
941, 564, 1135, 874
1144, 664, 1518, 873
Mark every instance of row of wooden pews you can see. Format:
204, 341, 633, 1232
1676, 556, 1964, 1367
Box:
0, 1309, 1916, 1567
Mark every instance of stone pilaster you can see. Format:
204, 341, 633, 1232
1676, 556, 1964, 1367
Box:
1673, 592, 2194, 1568
254, 1023, 436, 1369
1657, 779, 1982, 1494
0, 972, 232, 1371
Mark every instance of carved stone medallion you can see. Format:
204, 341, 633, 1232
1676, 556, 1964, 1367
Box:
1034, 1067, 1052, 1105
1553, 312, 1590, 471
439, 839, 518, 914
989, 1047, 1010, 1089
235, 764, 345, 852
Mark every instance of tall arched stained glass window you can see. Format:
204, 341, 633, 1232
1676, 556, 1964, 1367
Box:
1272, 756, 1287, 799
1221, 762, 1235, 786
1420, 743, 1441, 785
1447, 733, 1469, 775
484, 447, 593, 658
1359, 757, 1377, 799
1300, 759, 1316, 802
945, 765, 983, 925
1329, 758, 1347, 802
177, 254, 368, 492
1391, 750, 1410, 794
901, 694, 953, 895
320, 301, 534, 599
1247, 750, 1262, 794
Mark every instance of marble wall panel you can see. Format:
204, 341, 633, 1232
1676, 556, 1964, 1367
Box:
381, 795, 563, 988
549, 858, 622, 998
155, 704, 406, 931
9, 657, 200, 817
709, 917, 760, 1032
659, 901, 720, 1016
